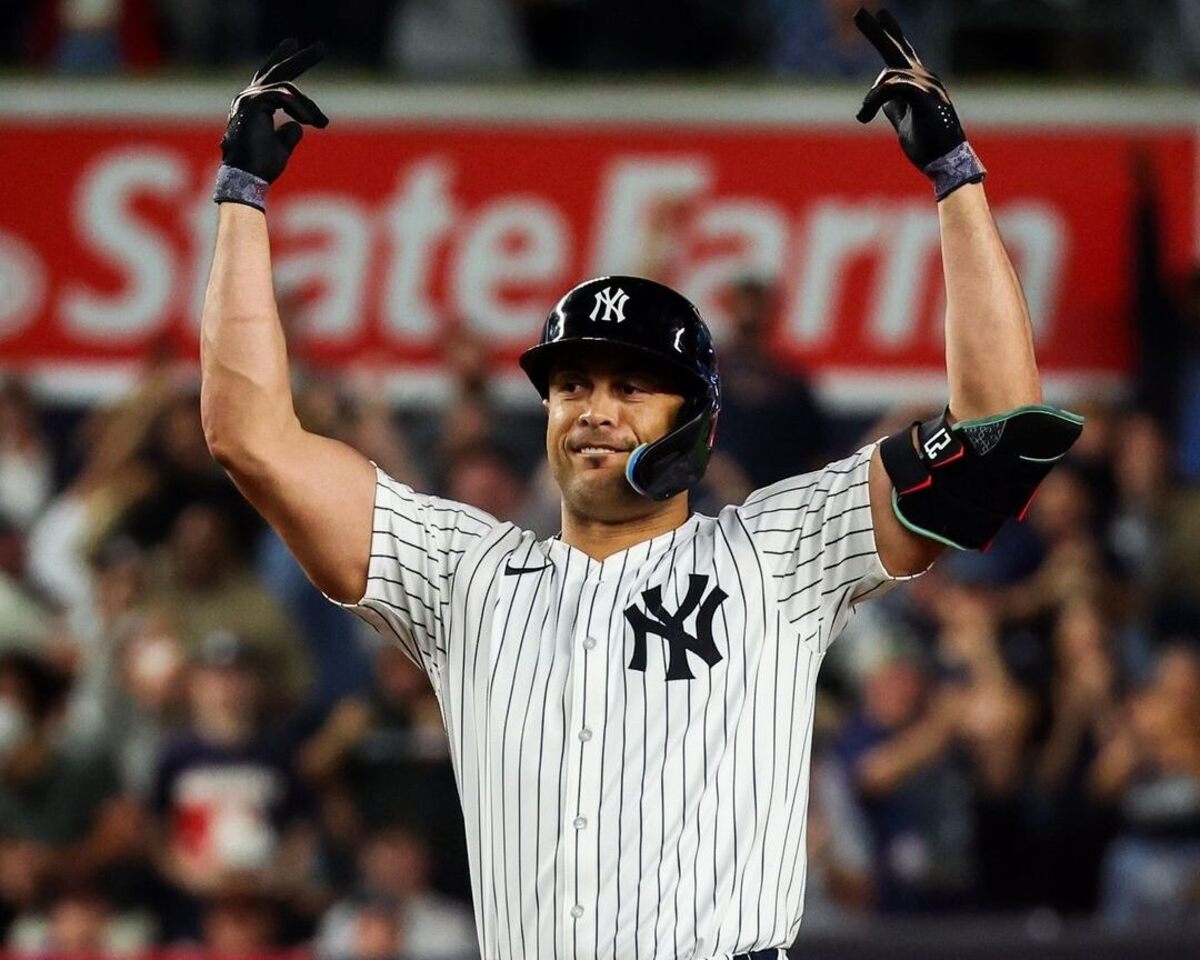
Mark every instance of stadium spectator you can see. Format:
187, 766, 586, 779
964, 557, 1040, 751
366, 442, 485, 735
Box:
713, 277, 829, 490
105, 608, 189, 796
0, 518, 51, 651
413, 322, 498, 491
1107, 411, 1170, 591
25, 371, 202, 617
7, 878, 155, 954
0, 379, 52, 532
298, 643, 461, 884
932, 585, 1036, 909
60, 534, 147, 750
1093, 643, 1200, 924
443, 443, 526, 521
836, 636, 974, 912
150, 630, 317, 940
802, 745, 875, 926
316, 825, 476, 960
199, 892, 284, 955
995, 462, 1109, 621
27, 0, 160, 73
143, 502, 311, 709
322, 892, 406, 960
0, 651, 141, 918
1029, 599, 1121, 913
118, 389, 260, 554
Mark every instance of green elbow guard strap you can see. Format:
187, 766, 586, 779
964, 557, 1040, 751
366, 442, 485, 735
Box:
879, 404, 1085, 551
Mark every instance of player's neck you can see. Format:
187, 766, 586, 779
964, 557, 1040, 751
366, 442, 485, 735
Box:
560, 496, 690, 561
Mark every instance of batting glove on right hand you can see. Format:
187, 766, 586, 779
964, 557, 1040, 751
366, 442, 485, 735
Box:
854, 7, 985, 201
214, 39, 329, 212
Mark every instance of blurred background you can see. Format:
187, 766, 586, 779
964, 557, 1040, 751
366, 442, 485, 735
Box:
1, 0, 1199, 958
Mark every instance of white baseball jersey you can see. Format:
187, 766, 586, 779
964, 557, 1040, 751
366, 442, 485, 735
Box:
331, 442, 911, 960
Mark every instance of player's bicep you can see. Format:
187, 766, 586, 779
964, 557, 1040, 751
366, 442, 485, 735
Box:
222, 426, 375, 603
868, 445, 945, 577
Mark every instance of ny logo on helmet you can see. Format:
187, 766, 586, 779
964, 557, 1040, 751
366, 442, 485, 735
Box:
589, 286, 629, 323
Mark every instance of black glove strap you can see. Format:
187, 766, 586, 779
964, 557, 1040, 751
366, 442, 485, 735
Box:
213, 164, 270, 212
923, 141, 986, 202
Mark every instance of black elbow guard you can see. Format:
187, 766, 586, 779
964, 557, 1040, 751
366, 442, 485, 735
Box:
879, 404, 1084, 551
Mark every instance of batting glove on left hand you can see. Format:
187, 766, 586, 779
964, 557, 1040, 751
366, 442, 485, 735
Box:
214, 39, 330, 212
854, 7, 985, 201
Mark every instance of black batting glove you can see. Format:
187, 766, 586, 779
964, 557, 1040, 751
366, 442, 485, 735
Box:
853, 8, 985, 201
214, 39, 329, 212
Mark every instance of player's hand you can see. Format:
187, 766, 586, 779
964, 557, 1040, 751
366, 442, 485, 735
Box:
214, 40, 329, 210
853, 8, 985, 200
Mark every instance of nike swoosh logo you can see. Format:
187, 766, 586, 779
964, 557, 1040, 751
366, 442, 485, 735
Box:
503, 561, 554, 576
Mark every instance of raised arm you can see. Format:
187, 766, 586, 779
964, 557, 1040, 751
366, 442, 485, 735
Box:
200, 42, 375, 603
937, 183, 1041, 417
853, 8, 1081, 575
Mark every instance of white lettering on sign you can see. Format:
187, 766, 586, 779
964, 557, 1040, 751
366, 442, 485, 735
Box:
185, 178, 218, 336
785, 198, 1066, 349
995, 203, 1065, 340
591, 157, 710, 275
382, 159, 457, 341
29, 143, 1071, 390
868, 204, 942, 347
61, 149, 186, 339
455, 196, 569, 340
789, 200, 887, 345
681, 199, 788, 333
0, 229, 46, 340
274, 196, 371, 342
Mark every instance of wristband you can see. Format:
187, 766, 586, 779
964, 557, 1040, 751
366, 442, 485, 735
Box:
213, 164, 269, 211
923, 142, 986, 202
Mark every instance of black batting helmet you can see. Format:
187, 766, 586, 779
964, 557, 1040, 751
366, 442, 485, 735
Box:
519, 276, 720, 501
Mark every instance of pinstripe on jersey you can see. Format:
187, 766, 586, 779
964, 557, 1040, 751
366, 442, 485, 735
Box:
331, 442, 913, 960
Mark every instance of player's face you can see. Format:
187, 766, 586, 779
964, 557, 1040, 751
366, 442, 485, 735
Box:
544, 345, 685, 520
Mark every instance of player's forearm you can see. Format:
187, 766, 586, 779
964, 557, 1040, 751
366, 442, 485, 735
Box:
939, 184, 1043, 420
200, 203, 301, 472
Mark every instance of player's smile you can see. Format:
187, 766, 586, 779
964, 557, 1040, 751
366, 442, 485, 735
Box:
568, 437, 635, 460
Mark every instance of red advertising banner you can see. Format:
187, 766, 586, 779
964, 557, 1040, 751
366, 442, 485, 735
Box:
0, 106, 1194, 406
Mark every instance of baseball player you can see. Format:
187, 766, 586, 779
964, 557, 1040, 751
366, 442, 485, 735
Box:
200, 10, 1082, 960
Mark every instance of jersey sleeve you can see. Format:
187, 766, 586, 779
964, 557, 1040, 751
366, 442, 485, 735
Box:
327, 466, 499, 674
735, 442, 919, 652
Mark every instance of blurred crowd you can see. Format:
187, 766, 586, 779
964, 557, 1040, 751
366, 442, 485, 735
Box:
4, 0, 1200, 81
0, 187, 1199, 959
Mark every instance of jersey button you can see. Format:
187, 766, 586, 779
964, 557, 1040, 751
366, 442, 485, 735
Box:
570, 904, 584, 919
578, 728, 592, 742
583, 637, 597, 650
573, 816, 587, 829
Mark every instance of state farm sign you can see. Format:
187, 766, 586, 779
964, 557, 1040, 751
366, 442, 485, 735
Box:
0, 111, 1194, 405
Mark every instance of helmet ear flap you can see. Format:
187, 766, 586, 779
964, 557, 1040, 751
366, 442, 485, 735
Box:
625, 395, 719, 501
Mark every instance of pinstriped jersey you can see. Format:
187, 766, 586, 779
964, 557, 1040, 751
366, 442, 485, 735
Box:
331, 442, 911, 960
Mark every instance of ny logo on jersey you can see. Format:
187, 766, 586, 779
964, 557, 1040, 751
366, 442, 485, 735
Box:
624, 574, 728, 681
589, 286, 629, 323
